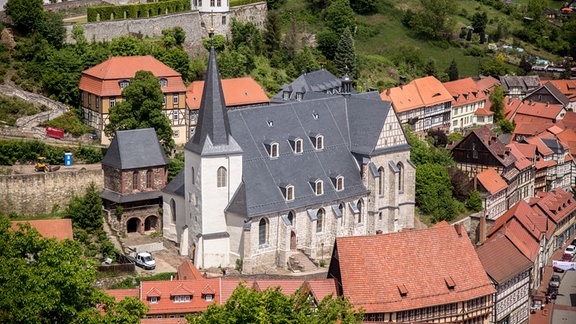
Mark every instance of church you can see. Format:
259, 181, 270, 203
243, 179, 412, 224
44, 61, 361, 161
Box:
162, 35, 416, 274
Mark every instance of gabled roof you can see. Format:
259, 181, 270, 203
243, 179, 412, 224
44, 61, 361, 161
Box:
499, 75, 541, 93
140, 280, 220, 315
476, 232, 533, 284
556, 128, 576, 155
443, 77, 486, 107
176, 260, 204, 280
488, 200, 550, 247
332, 224, 495, 313
102, 128, 168, 169
560, 111, 576, 130
185, 44, 243, 156
540, 79, 576, 100
162, 170, 184, 197
271, 69, 354, 102
11, 219, 73, 241
530, 188, 575, 225
504, 97, 522, 120
105, 288, 139, 302
524, 81, 571, 107
381, 76, 452, 113
512, 142, 536, 160
186, 77, 269, 109
453, 125, 516, 168
513, 100, 565, 121
79, 56, 186, 96
476, 168, 507, 195
474, 107, 494, 115
513, 121, 556, 140
506, 143, 533, 170
475, 76, 501, 93
524, 136, 554, 156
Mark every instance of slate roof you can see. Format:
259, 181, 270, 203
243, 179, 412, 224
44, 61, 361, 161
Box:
162, 170, 185, 197
11, 219, 73, 241
185, 45, 242, 156
542, 79, 576, 100
332, 224, 495, 313
102, 128, 168, 169
225, 93, 394, 217
476, 232, 533, 285
381, 76, 452, 113
100, 189, 162, 204
524, 82, 570, 107
541, 138, 567, 154
271, 70, 354, 102
186, 77, 269, 109
79, 56, 186, 97
499, 75, 541, 93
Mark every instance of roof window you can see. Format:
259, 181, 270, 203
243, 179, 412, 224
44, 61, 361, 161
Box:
265, 141, 279, 158
397, 284, 408, 298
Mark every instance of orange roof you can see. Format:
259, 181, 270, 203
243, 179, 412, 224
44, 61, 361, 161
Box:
140, 280, 220, 315
531, 188, 575, 225
105, 288, 139, 302
512, 142, 536, 159
476, 233, 533, 284
11, 219, 73, 241
186, 77, 269, 109
475, 76, 501, 92
507, 143, 533, 170
561, 111, 576, 129
541, 79, 576, 99
176, 260, 204, 280
513, 121, 555, 139
381, 76, 452, 113
476, 168, 507, 195
556, 128, 576, 155
474, 107, 494, 115
79, 56, 186, 97
504, 97, 522, 120
443, 77, 486, 107
513, 100, 564, 121
524, 137, 554, 156
333, 225, 495, 313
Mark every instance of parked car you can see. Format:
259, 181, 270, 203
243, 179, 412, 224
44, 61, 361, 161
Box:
565, 245, 576, 257
549, 274, 561, 288
553, 265, 565, 272
562, 253, 572, 262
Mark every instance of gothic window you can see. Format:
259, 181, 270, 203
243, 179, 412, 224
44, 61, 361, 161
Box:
217, 167, 227, 187
133, 171, 139, 190
357, 199, 363, 224
146, 169, 153, 188
270, 142, 279, 158
295, 138, 303, 154
315, 180, 323, 195
316, 209, 324, 233
259, 218, 267, 246
378, 167, 385, 195
285, 185, 294, 201
397, 162, 404, 193
170, 199, 176, 223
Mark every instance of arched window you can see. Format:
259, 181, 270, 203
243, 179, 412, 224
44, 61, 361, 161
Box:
316, 209, 324, 233
378, 167, 385, 196
357, 199, 363, 224
315, 135, 324, 150
270, 142, 279, 158
397, 162, 404, 193
259, 218, 267, 246
133, 171, 139, 190
217, 167, 227, 187
285, 185, 294, 201
336, 176, 344, 191
191, 167, 195, 185
170, 199, 176, 223
315, 180, 323, 195
295, 138, 303, 154
288, 211, 295, 226
146, 169, 153, 188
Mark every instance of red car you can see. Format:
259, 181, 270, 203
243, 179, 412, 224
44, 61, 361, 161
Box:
561, 253, 572, 262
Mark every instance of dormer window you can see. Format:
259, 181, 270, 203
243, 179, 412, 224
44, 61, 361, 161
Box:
150, 296, 159, 304
204, 294, 213, 302
159, 78, 168, 87
312, 134, 324, 150
284, 185, 294, 201
336, 176, 344, 191
119, 80, 130, 89
265, 141, 279, 158
283, 91, 291, 100
173, 295, 191, 303
296, 92, 303, 101
289, 137, 303, 154
314, 180, 323, 195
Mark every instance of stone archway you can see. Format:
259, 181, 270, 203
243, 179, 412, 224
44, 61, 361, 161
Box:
290, 231, 297, 250
126, 217, 140, 233
144, 215, 158, 231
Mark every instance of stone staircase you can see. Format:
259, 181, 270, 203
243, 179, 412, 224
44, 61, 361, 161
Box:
288, 250, 318, 273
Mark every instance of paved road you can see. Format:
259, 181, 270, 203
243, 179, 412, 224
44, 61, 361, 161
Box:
551, 269, 576, 324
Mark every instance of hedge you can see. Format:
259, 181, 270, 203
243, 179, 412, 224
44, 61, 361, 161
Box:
0, 139, 103, 166
87, 0, 191, 22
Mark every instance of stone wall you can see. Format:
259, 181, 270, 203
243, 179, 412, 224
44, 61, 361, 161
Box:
63, 2, 267, 53
0, 169, 103, 216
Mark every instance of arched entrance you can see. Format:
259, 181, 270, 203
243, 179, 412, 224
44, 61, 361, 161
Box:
126, 217, 140, 233
144, 215, 158, 231
290, 231, 297, 250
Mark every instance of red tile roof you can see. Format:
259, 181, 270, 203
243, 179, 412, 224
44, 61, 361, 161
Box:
186, 77, 269, 109
506, 143, 533, 170
381, 76, 453, 113
541, 79, 576, 100
475, 76, 501, 93
176, 260, 204, 280
79, 56, 186, 97
474, 107, 494, 115
500, 219, 542, 261
524, 137, 554, 156
512, 142, 536, 160
140, 280, 220, 315
530, 188, 575, 225
556, 128, 576, 155
561, 111, 576, 129
11, 219, 73, 241
105, 288, 139, 302
513, 100, 565, 121
443, 77, 486, 107
504, 97, 522, 120
476, 168, 507, 195
476, 232, 533, 284
333, 225, 495, 313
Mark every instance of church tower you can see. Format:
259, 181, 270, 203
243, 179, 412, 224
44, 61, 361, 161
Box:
183, 28, 243, 269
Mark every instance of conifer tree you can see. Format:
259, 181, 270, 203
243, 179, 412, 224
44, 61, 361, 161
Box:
334, 27, 357, 79
448, 59, 459, 81
263, 11, 282, 55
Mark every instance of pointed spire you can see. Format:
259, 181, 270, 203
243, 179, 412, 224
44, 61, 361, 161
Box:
185, 29, 242, 156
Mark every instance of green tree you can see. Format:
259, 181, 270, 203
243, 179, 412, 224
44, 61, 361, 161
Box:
157, 47, 192, 81
217, 49, 249, 78
105, 70, 175, 153
323, 0, 356, 34
423, 58, 438, 77
5, 0, 45, 35
465, 190, 483, 212
498, 119, 515, 133
187, 283, 363, 323
527, 0, 545, 21
447, 59, 459, 81
489, 85, 505, 122
109, 35, 144, 57
64, 182, 104, 234
293, 47, 321, 75
230, 19, 263, 55
263, 10, 282, 56
471, 11, 488, 35
334, 27, 357, 79
416, 163, 457, 222
40, 12, 66, 49
479, 57, 508, 77
202, 34, 226, 53
409, 0, 456, 40
316, 30, 340, 60
168, 152, 184, 182
351, 0, 377, 15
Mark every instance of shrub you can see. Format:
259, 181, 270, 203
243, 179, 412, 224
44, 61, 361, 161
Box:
110, 278, 137, 289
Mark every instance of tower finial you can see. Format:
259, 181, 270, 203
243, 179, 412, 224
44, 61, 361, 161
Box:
209, 11, 215, 38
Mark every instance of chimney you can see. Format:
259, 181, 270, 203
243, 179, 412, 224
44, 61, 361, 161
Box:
386, 88, 391, 96
455, 224, 463, 237
479, 215, 487, 244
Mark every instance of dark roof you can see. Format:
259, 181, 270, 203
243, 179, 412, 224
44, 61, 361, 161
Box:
162, 170, 184, 197
270, 70, 357, 103
225, 92, 395, 217
100, 189, 162, 203
541, 138, 565, 154
499, 75, 541, 93
453, 126, 516, 168
525, 82, 571, 107
185, 44, 242, 156
477, 232, 533, 284
102, 128, 168, 169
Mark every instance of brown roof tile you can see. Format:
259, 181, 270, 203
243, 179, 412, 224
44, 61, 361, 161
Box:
476, 233, 533, 284
11, 219, 73, 241
333, 225, 495, 313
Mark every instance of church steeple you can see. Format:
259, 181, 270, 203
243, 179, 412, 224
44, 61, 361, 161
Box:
185, 32, 242, 156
